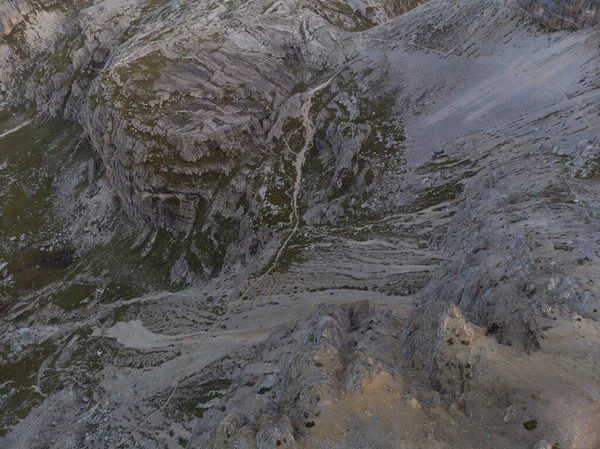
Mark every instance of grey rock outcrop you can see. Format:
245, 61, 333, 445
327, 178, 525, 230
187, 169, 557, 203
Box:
80, 0, 411, 231
210, 413, 299, 449
518, 0, 600, 28
0, 0, 32, 37
533, 440, 553, 449
199, 301, 406, 448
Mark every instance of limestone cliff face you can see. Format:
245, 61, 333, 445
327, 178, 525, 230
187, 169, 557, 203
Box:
82, 0, 324, 230
0, 0, 423, 277
518, 0, 600, 28
79, 0, 415, 231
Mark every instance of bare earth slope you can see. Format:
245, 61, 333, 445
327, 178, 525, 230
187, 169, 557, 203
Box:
0, 0, 599, 448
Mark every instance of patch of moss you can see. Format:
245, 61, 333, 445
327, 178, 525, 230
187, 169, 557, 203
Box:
0, 113, 87, 300
102, 50, 171, 119
291, 82, 308, 95
269, 232, 310, 273
262, 1, 275, 12
540, 184, 572, 203
411, 182, 464, 211
423, 152, 472, 173
173, 378, 232, 419
347, 20, 376, 32
147, 0, 172, 9
0, 339, 60, 435
53, 283, 98, 311
576, 156, 600, 179
282, 118, 304, 134
191, 215, 240, 275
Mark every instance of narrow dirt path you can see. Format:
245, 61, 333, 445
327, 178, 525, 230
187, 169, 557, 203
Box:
112, 74, 340, 448
236, 73, 339, 300
0, 120, 32, 139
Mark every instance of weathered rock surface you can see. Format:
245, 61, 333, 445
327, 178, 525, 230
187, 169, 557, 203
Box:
0, 0, 32, 37
79, 0, 417, 231
518, 0, 600, 28
0, 0, 599, 447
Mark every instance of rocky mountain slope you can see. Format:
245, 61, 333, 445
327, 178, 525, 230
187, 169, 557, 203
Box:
0, 0, 599, 448
518, 0, 600, 29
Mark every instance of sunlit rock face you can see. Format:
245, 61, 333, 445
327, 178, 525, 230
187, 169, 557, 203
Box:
518, 0, 600, 28
0, 0, 32, 37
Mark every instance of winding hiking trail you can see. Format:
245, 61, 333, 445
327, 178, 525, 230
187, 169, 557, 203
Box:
113, 74, 339, 448
237, 73, 339, 300
0, 120, 32, 139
